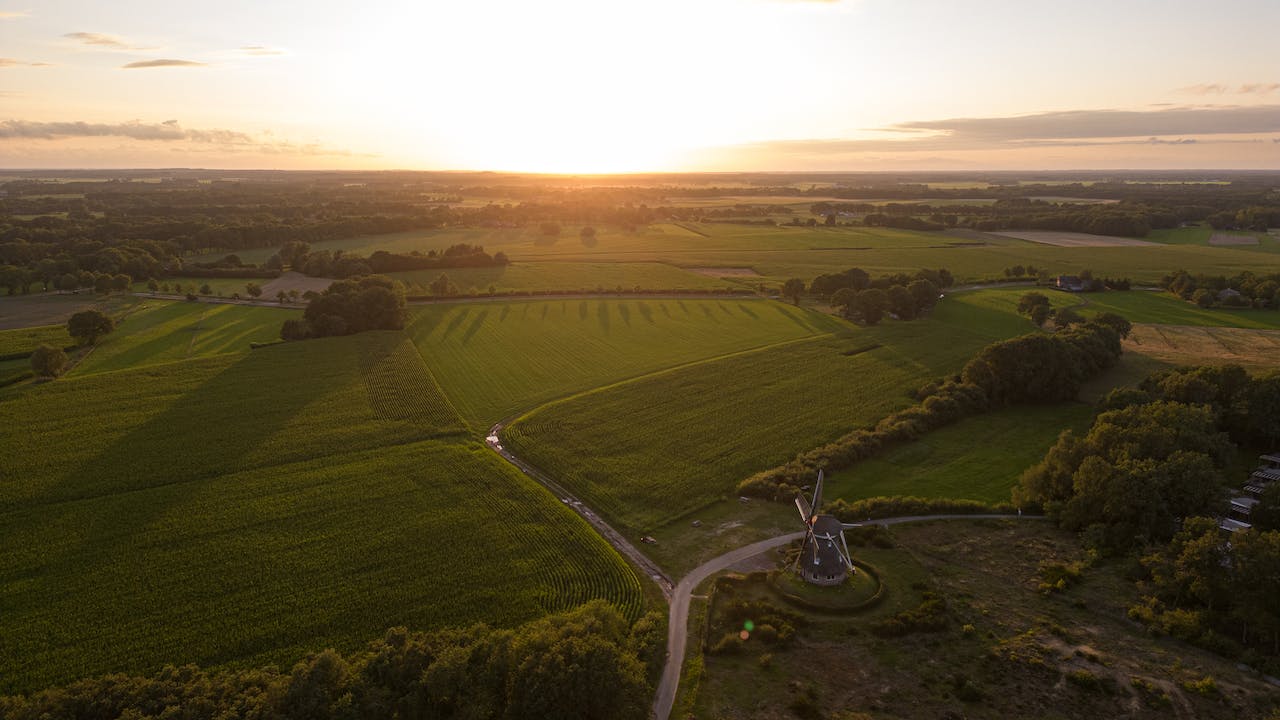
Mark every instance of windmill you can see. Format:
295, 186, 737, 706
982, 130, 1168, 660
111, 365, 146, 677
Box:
792, 470, 855, 586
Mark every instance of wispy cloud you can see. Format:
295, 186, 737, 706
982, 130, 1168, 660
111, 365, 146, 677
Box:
1240, 83, 1280, 95
0, 119, 363, 156
722, 105, 1280, 157
0, 10, 28, 19
64, 32, 156, 51
1179, 82, 1280, 96
122, 59, 207, 69
0, 57, 50, 68
239, 45, 286, 56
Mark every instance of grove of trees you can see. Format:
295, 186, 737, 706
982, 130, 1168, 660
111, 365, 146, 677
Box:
281, 275, 407, 340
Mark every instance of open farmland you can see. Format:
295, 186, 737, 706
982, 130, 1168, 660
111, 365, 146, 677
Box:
0, 293, 141, 331
0, 328, 641, 692
992, 230, 1158, 247
409, 297, 845, 426
0, 324, 72, 356
69, 300, 300, 376
391, 261, 732, 294
1078, 289, 1280, 328
1123, 324, 1280, 371
502, 289, 1049, 533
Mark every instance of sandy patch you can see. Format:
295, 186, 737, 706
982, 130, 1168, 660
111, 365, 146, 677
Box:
1208, 233, 1259, 246
260, 272, 334, 296
993, 230, 1158, 247
685, 267, 761, 278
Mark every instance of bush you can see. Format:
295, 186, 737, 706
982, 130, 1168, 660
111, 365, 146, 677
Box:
29, 344, 68, 378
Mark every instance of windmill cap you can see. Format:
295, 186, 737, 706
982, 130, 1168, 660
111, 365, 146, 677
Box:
811, 515, 843, 535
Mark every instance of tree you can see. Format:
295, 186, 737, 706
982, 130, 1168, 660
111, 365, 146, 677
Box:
280, 318, 311, 341
1029, 304, 1052, 327
277, 290, 288, 304
1192, 288, 1215, 308
886, 285, 915, 319
854, 288, 888, 325
67, 310, 115, 345
58, 273, 78, 292
907, 278, 940, 315
430, 273, 455, 297
111, 274, 131, 292
1054, 307, 1084, 329
199, 283, 213, 296
146, 279, 159, 294
580, 226, 598, 247
245, 282, 262, 298
830, 287, 857, 319
30, 344, 68, 378
93, 274, 112, 294
782, 278, 806, 305
1017, 292, 1050, 315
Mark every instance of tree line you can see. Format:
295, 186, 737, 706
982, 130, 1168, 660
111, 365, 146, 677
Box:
784, 267, 954, 325
0, 601, 664, 720
1162, 269, 1280, 309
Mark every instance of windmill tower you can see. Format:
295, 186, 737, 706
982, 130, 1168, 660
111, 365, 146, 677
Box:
793, 470, 855, 586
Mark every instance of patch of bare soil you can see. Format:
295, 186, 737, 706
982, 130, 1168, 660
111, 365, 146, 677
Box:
1125, 324, 1280, 370
0, 292, 125, 330
994, 230, 1159, 247
260, 272, 334, 296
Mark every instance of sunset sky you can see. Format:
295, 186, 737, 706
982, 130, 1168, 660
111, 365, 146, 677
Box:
1, 0, 1277, 172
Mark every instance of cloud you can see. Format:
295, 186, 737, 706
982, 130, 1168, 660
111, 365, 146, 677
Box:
122, 58, 207, 69
0, 57, 50, 67
1240, 83, 1280, 95
0, 119, 362, 156
64, 32, 156, 51
1178, 83, 1228, 96
0, 11, 28, 19
1179, 82, 1280, 96
239, 45, 286, 56
720, 105, 1280, 158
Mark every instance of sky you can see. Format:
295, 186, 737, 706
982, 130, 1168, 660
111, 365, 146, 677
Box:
0, 0, 1277, 172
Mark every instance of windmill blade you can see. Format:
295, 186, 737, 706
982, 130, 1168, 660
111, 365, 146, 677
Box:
810, 528, 820, 565
836, 529, 855, 570
811, 469, 825, 516
794, 493, 812, 525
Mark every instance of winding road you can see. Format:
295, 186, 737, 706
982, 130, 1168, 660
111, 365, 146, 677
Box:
483, 419, 1043, 720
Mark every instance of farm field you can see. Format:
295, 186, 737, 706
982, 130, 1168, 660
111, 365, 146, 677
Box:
409, 297, 845, 426
0, 438, 641, 693
190, 222, 1280, 291
1123, 324, 1280, 372
1077, 289, 1280, 328
502, 289, 1050, 533
0, 293, 141, 331
391, 261, 732, 294
991, 230, 1158, 247
68, 300, 299, 376
0, 326, 642, 693
823, 403, 1097, 505
0, 323, 72, 356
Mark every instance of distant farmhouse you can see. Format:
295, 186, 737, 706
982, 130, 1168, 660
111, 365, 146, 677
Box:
1055, 275, 1085, 292
1221, 453, 1280, 533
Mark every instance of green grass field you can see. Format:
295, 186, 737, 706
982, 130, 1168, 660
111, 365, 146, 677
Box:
1080, 290, 1280, 328
409, 298, 846, 426
0, 324, 73, 356
823, 403, 1097, 505
0, 329, 641, 692
69, 301, 298, 376
502, 290, 1049, 532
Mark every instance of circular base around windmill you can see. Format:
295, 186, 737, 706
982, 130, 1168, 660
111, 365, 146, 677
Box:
768, 562, 883, 614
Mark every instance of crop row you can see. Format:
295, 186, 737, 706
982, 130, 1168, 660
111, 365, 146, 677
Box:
359, 334, 464, 432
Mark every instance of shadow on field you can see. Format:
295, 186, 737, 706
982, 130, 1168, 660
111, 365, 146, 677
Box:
461, 309, 489, 345
596, 302, 610, 334
50, 341, 360, 561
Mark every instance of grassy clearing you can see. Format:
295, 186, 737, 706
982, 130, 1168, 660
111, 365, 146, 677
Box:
0, 438, 642, 693
692, 520, 1280, 719
824, 403, 1097, 505
504, 289, 1044, 533
1079, 290, 1280, 328
69, 301, 298, 376
409, 298, 845, 426
0, 324, 72, 356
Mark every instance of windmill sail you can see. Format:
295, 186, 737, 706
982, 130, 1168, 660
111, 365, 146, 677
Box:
811, 469, 824, 516
794, 494, 812, 524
